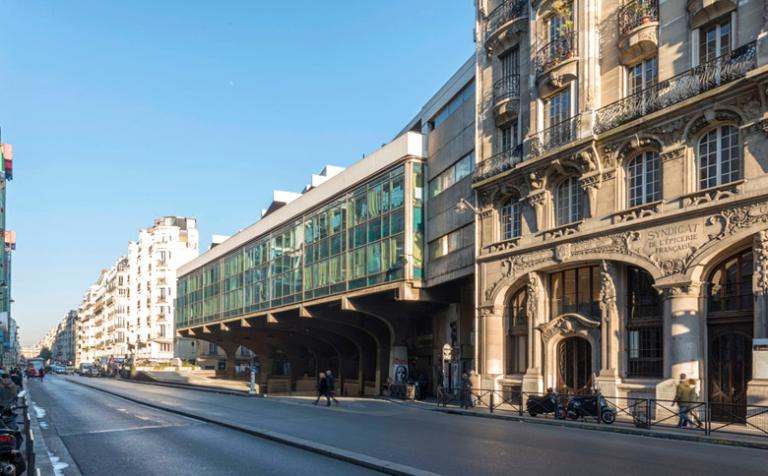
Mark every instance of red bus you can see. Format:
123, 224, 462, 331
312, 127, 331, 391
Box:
26, 358, 44, 377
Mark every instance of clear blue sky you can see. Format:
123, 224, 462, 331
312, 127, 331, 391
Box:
0, 1, 475, 345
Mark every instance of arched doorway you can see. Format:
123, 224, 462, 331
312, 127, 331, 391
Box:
557, 337, 592, 394
707, 249, 753, 421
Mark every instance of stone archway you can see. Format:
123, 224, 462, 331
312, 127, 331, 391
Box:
539, 313, 601, 393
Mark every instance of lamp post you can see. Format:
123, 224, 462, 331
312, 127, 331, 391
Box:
455, 195, 483, 387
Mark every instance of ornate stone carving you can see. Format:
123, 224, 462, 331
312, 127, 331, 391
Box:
610, 201, 661, 224
706, 202, 768, 242
747, 118, 768, 138
659, 282, 701, 299
645, 117, 689, 148
755, 230, 768, 294
579, 172, 602, 216
479, 306, 497, 318
599, 261, 617, 321
538, 313, 600, 342
484, 237, 521, 255
660, 147, 685, 162
526, 273, 539, 321
617, 137, 662, 166
681, 181, 741, 207
686, 110, 742, 142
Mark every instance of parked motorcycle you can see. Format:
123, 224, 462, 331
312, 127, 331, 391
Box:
526, 392, 565, 419
565, 394, 616, 424
0, 391, 27, 475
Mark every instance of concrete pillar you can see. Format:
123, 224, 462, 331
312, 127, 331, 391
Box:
596, 262, 620, 397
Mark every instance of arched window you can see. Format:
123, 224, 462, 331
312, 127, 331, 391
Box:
708, 249, 753, 314
698, 125, 741, 190
626, 267, 662, 378
501, 197, 522, 240
555, 176, 583, 226
506, 288, 528, 375
626, 151, 661, 207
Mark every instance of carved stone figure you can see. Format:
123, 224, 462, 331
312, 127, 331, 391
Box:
755, 230, 768, 294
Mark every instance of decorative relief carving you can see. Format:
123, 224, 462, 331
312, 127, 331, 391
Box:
660, 147, 685, 162
484, 237, 521, 255
681, 181, 741, 207
659, 282, 701, 299
645, 117, 689, 148
706, 202, 768, 242
747, 118, 768, 138
542, 222, 582, 241
526, 273, 539, 320
610, 201, 662, 224
538, 313, 600, 342
687, 110, 742, 141
755, 230, 768, 294
599, 261, 617, 320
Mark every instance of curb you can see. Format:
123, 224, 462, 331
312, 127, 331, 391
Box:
432, 407, 768, 450
65, 379, 438, 476
108, 376, 257, 398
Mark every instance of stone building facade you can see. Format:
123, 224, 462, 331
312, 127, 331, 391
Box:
473, 0, 768, 416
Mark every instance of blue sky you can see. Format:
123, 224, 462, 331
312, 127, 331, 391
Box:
0, 1, 475, 345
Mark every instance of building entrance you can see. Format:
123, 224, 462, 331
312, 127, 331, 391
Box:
708, 326, 752, 421
557, 337, 592, 394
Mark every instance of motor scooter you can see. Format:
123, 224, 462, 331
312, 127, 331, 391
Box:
0, 391, 27, 476
526, 391, 566, 418
565, 393, 616, 424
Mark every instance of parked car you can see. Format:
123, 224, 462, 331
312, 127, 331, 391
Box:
78, 363, 95, 376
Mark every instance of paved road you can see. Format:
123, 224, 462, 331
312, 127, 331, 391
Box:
33, 376, 768, 475
26, 377, 378, 476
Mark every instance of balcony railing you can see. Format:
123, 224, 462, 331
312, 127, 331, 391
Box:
595, 41, 756, 134
530, 115, 582, 156
618, 0, 659, 37
534, 31, 577, 75
493, 74, 520, 106
485, 0, 527, 40
473, 145, 523, 182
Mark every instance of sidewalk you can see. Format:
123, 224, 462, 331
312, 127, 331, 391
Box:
394, 397, 768, 451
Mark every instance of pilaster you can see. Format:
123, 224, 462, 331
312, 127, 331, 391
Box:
523, 272, 545, 393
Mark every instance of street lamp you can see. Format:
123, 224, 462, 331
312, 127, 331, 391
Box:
455, 197, 480, 215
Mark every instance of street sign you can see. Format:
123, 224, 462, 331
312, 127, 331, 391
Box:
442, 343, 452, 361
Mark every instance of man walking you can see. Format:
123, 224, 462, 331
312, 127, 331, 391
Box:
325, 370, 339, 406
313, 372, 327, 405
460, 372, 472, 409
673, 373, 692, 428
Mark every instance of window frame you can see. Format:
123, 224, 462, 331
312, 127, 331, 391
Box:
500, 196, 522, 241
626, 150, 661, 207
555, 176, 583, 226
697, 124, 741, 190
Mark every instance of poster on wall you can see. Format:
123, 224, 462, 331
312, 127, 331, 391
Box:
392, 345, 408, 383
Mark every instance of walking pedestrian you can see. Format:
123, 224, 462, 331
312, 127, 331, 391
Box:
673, 373, 692, 428
436, 368, 446, 407
687, 378, 703, 428
313, 372, 328, 405
39, 367, 45, 382
326, 370, 339, 406
460, 372, 472, 409
9, 369, 21, 391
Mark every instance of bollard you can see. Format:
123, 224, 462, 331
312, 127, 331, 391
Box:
490, 392, 494, 413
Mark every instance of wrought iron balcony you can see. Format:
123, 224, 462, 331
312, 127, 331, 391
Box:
618, 0, 659, 37
473, 145, 523, 182
530, 115, 582, 156
485, 0, 527, 41
595, 41, 756, 134
493, 74, 520, 107
534, 31, 577, 75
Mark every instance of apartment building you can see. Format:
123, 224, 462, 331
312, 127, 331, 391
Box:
472, 0, 768, 417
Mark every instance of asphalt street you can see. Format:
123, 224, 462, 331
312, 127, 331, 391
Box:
26, 377, 378, 476
29, 375, 768, 475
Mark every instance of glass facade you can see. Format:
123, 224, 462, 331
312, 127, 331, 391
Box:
176, 161, 422, 328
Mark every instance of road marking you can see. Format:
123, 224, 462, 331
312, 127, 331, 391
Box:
59, 422, 202, 437
68, 379, 441, 476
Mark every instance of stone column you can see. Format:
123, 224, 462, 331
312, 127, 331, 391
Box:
596, 262, 620, 396
656, 283, 703, 400
481, 306, 504, 389
750, 231, 768, 404
523, 272, 544, 393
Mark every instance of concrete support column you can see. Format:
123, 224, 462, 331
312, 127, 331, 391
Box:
656, 282, 703, 400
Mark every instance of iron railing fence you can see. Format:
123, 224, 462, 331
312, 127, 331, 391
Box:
534, 31, 577, 75
618, 0, 659, 37
473, 145, 523, 182
484, 0, 528, 41
595, 41, 757, 134
529, 114, 582, 156
436, 389, 768, 439
493, 74, 520, 106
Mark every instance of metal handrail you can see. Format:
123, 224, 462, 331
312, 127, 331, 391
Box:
534, 31, 577, 75
618, 0, 659, 37
473, 145, 523, 182
530, 114, 582, 155
484, 0, 528, 39
595, 41, 756, 134
493, 74, 520, 105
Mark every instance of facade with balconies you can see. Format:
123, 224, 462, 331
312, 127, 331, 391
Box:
473, 0, 768, 419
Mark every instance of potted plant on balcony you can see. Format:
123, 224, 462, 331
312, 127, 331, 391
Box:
551, 0, 575, 60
